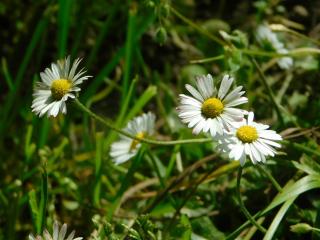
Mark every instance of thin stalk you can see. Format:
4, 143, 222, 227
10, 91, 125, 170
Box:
170, 6, 226, 46
257, 165, 282, 192
237, 167, 267, 234
281, 140, 320, 158
242, 47, 320, 57
190, 54, 224, 64
251, 58, 284, 126
191, 47, 320, 65
74, 99, 211, 146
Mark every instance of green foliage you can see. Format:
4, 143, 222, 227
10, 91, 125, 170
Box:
1, 0, 320, 239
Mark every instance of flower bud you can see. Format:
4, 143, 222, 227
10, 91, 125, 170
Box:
290, 223, 313, 234
155, 27, 167, 45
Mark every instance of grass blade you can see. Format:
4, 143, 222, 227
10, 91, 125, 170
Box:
121, 4, 137, 104
58, 0, 73, 58
37, 168, 48, 233
263, 196, 297, 240
124, 85, 157, 122
93, 132, 104, 207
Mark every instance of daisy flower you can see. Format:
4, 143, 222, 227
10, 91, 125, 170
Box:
256, 24, 293, 69
110, 112, 156, 164
177, 74, 248, 137
29, 221, 82, 240
217, 112, 282, 165
31, 56, 91, 117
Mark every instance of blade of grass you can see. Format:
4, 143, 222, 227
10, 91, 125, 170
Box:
102, 76, 138, 151
28, 190, 39, 232
38, 118, 50, 149
1, 58, 14, 91
58, 0, 73, 58
25, 125, 36, 164
124, 85, 157, 122
93, 132, 104, 207
37, 168, 48, 233
263, 196, 297, 240
70, 0, 87, 58
81, 11, 155, 103
121, 3, 137, 104
226, 174, 320, 239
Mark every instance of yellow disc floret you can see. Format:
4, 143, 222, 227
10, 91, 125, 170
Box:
236, 125, 258, 143
51, 79, 72, 100
130, 132, 145, 151
201, 97, 224, 118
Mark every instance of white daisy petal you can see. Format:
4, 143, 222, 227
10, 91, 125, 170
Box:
239, 150, 246, 166
216, 112, 282, 165
178, 74, 247, 136
248, 112, 254, 125
30, 222, 81, 240
185, 84, 204, 101
218, 75, 234, 99
110, 112, 156, 164
31, 56, 91, 118
260, 138, 281, 148
223, 86, 244, 103
59, 224, 67, 240
225, 97, 248, 107
260, 130, 282, 141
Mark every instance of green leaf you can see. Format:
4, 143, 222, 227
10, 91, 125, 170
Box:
28, 190, 39, 227
292, 155, 320, 176
191, 216, 225, 239
264, 175, 320, 213
37, 169, 48, 233
263, 196, 297, 240
227, 175, 320, 239
180, 214, 192, 240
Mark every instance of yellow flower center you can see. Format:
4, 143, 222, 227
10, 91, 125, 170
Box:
201, 98, 224, 118
236, 125, 258, 143
51, 79, 71, 100
130, 132, 145, 151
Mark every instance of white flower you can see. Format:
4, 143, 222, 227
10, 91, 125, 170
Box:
29, 221, 82, 240
277, 48, 293, 69
110, 112, 156, 164
177, 74, 248, 137
256, 24, 293, 69
32, 56, 91, 117
217, 112, 282, 165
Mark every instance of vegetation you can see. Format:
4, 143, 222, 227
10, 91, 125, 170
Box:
1, 0, 320, 239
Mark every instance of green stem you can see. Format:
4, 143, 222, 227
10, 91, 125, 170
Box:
190, 47, 320, 65
251, 58, 284, 126
256, 165, 282, 192
170, 6, 226, 46
190, 54, 224, 64
241, 47, 320, 57
312, 227, 320, 233
74, 99, 212, 146
236, 167, 267, 234
281, 140, 320, 157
